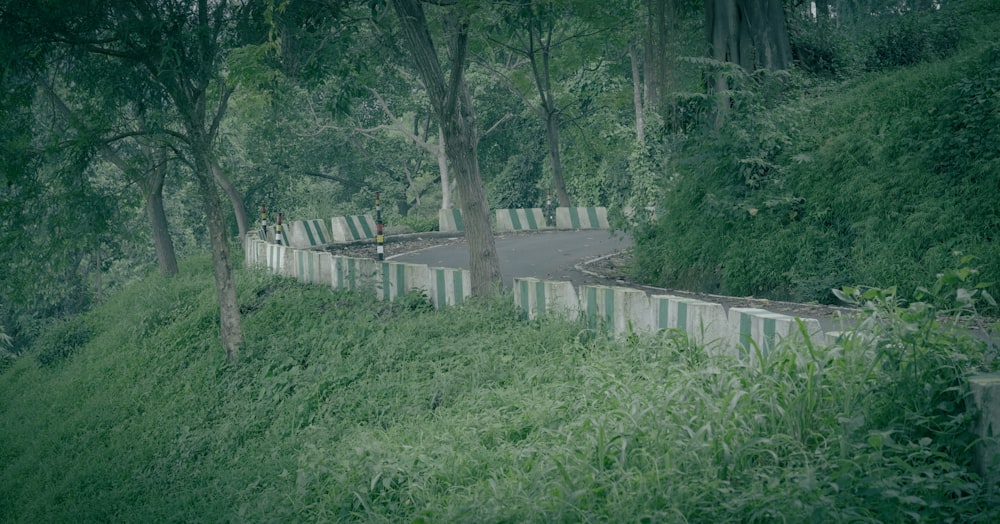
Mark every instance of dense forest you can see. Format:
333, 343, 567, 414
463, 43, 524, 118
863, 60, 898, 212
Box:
1, 0, 998, 359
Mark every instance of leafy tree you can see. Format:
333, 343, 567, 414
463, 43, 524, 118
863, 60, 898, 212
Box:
9, 0, 262, 362
390, 0, 502, 295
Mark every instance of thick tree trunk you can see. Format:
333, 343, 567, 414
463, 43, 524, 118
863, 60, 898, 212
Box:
146, 156, 178, 277
391, 0, 501, 295
742, 0, 793, 71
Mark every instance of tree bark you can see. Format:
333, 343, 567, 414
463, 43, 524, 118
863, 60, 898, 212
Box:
211, 158, 250, 239
391, 0, 501, 295
146, 150, 179, 277
438, 123, 452, 210
629, 40, 645, 144
527, 24, 571, 207
192, 142, 242, 363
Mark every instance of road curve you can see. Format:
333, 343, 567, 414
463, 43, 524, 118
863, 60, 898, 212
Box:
388, 229, 633, 289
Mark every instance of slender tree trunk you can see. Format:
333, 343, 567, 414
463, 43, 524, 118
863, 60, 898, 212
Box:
211, 158, 249, 239
438, 123, 452, 209
629, 40, 645, 144
391, 0, 501, 294
543, 112, 570, 207
146, 152, 179, 277
192, 143, 243, 363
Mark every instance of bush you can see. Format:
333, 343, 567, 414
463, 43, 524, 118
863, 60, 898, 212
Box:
864, 11, 960, 71
35, 318, 91, 367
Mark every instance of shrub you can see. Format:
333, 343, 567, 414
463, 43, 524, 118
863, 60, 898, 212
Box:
864, 11, 960, 71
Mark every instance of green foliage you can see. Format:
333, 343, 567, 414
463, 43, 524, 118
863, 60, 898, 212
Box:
2, 260, 999, 521
635, 3, 1000, 308
864, 9, 960, 72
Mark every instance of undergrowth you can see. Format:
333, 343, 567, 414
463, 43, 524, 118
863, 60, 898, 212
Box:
633, 0, 1000, 311
1, 257, 998, 522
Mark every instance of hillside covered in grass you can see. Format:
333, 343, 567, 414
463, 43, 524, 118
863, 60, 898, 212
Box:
633, 0, 1000, 309
1, 258, 997, 522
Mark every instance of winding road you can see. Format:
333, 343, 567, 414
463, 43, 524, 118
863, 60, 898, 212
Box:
389, 229, 633, 289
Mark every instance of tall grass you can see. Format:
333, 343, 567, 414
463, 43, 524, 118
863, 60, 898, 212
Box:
1, 258, 997, 521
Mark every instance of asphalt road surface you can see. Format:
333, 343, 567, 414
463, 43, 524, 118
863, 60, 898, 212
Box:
388, 229, 633, 289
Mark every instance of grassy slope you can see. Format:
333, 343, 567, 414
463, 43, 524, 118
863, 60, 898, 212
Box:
635, 0, 1000, 306
1, 258, 997, 522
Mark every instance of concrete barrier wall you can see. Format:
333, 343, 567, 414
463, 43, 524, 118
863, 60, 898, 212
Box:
728, 308, 825, 360
580, 285, 653, 337
331, 256, 378, 291
286, 219, 331, 248
514, 277, 578, 321
330, 215, 377, 243
556, 207, 609, 230
651, 294, 729, 351
439, 208, 464, 232
496, 208, 550, 232
291, 249, 332, 286
431, 267, 470, 308
377, 261, 432, 301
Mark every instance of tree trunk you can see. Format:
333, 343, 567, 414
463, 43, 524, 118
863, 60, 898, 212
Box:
629, 40, 645, 144
438, 123, 452, 210
146, 153, 179, 277
544, 112, 571, 207
211, 158, 250, 239
741, 0, 793, 71
193, 145, 242, 363
391, 0, 501, 295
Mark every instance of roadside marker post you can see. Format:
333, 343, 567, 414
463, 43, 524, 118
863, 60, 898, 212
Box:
544, 189, 555, 227
375, 192, 384, 261
275, 213, 283, 245
260, 205, 268, 239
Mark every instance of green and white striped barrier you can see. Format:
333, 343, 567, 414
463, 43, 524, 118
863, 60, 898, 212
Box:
555, 207, 609, 230
377, 261, 431, 301
513, 277, 579, 321
331, 256, 378, 290
580, 285, 652, 337
439, 208, 464, 232
292, 249, 332, 286
496, 208, 550, 232
431, 267, 470, 308
286, 219, 331, 248
330, 215, 377, 243
651, 294, 728, 351
266, 244, 292, 276
728, 308, 824, 360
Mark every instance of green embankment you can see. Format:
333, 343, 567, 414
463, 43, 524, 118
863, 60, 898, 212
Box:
634, 0, 1000, 307
1, 258, 996, 522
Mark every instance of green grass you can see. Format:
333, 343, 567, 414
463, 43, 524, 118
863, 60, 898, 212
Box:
1, 257, 997, 522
